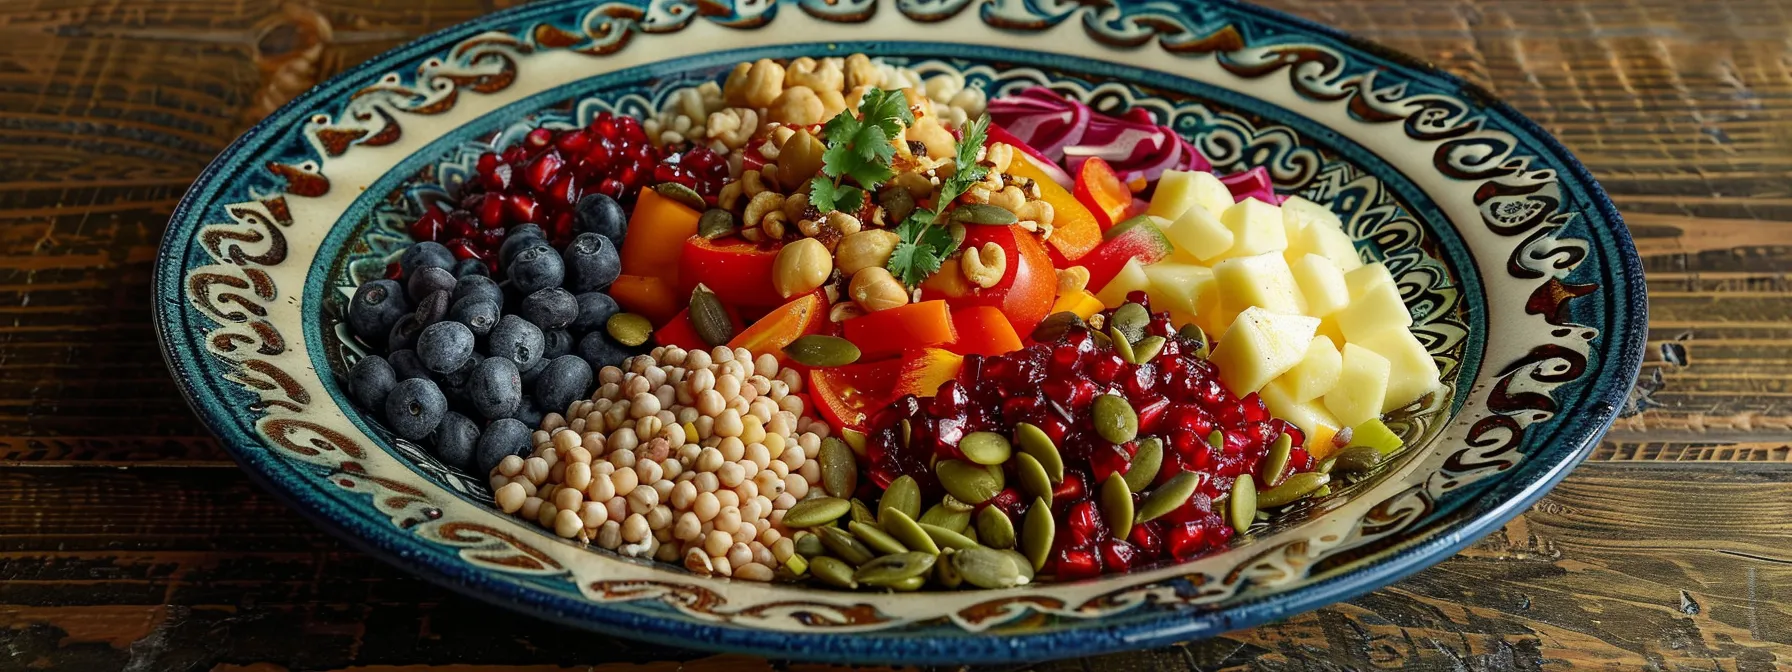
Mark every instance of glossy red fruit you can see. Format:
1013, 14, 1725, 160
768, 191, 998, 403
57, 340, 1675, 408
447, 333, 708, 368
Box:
1055, 547, 1102, 581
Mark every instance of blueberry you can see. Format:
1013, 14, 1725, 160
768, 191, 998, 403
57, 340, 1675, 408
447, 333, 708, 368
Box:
400, 241, 456, 277
519, 355, 548, 389
388, 349, 431, 382
387, 313, 423, 352
487, 315, 545, 372
475, 418, 533, 475
347, 355, 398, 411
417, 321, 475, 374
534, 355, 594, 416
575, 193, 627, 247
520, 287, 578, 331
441, 352, 482, 389
448, 297, 500, 337
406, 266, 457, 303
348, 279, 409, 344
450, 275, 504, 309
499, 224, 547, 269
384, 377, 447, 441
467, 356, 522, 420
577, 331, 633, 370
569, 292, 620, 335
452, 258, 490, 278
510, 398, 545, 429
562, 233, 622, 293
542, 329, 574, 360
431, 411, 480, 471
414, 289, 451, 329
506, 244, 564, 295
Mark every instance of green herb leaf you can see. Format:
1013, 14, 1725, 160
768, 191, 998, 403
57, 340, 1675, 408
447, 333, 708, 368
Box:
809, 176, 841, 213
888, 241, 944, 287
834, 186, 864, 214
885, 115, 991, 287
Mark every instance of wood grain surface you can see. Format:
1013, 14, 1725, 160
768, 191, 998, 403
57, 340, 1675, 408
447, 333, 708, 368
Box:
1, 0, 1789, 670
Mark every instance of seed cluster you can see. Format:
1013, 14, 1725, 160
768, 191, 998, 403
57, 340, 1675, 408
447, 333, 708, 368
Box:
488, 344, 831, 581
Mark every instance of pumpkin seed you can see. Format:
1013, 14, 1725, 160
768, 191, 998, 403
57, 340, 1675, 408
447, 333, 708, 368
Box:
1332, 445, 1384, 474
783, 334, 861, 368
948, 222, 967, 250
1002, 549, 1036, 583
940, 494, 976, 513
849, 520, 907, 555
1257, 472, 1331, 508
653, 182, 706, 211
817, 526, 877, 566
1207, 429, 1225, 451
1021, 497, 1054, 572
1314, 484, 1332, 497
951, 546, 1027, 588
841, 427, 868, 458
1136, 471, 1204, 524
1261, 434, 1293, 488
879, 508, 940, 555
918, 503, 971, 533
688, 285, 735, 347
1130, 335, 1166, 364
1179, 323, 1209, 359
1317, 456, 1337, 474
878, 475, 922, 525
794, 531, 826, 558
605, 313, 652, 347
1112, 302, 1149, 343
1099, 473, 1135, 541
819, 437, 858, 498
1031, 311, 1084, 343
935, 552, 964, 588
975, 506, 1017, 550
1125, 437, 1164, 492
1014, 452, 1053, 508
809, 555, 857, 589
1014, 422, 1065, 483
918, 522, 979, 551
783, 553, 810, 576
1228, 473, 1257, 535
1109, 325, 1136, 362
1090, 328, 1113, 350
697, 208, 737, 240
957, 431, 1013, 465
1255, 510, 1271, 522
1092, 394, 1139, 444
935, 459, 1003, 504
849, 498, 878, 526
885, 574, 928, 591
949, 203, 1019, 226
899, 418, 912, 449
782, 497, 850, 528
962, 524, 979, 544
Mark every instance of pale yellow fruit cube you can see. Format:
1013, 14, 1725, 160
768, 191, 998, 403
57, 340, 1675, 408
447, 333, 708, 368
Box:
1278, 336, 1342, 402
1291, 253, 1350, 318
1211, 307, 1319, 397
1280, 195, 1345, 237
1355, 328, 1442, 412
1161, 205, 1234, 262
1324, 343, 1391, 427
1096, 258, 1151, 308
1259, 380, 1342, 446
1345, 262, 1396, 297
1217, 198, 1288, 258
1142, 262, 1214, 317
1147, 170, 1233, 221
1284, 219, 1363, 271
1213, 252, 1306, 321
1335, 272, 1412, 342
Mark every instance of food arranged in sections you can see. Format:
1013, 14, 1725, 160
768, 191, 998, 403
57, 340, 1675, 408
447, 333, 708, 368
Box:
336, 56, 1440, 589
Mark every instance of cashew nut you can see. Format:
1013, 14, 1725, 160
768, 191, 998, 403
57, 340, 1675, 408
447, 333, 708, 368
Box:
717, 181, 745, 212
743, 59, 786, 108
985, 142, 1015, 174
761, 210, 789, 239
961, 242, 1007, 288
844, 53, 879, 90
787, 57, 845, 93
739, 169, 767, 198
722, 62, 754, 107
824, 211, 862, 238
744, 191, 786, 229
706, 107, 758, 150
988, 185, 1026, 213
1014, 199, 1055, 226
781, 192, 811, 222
1056, 266, 1090, 296
769, 86, 825, 126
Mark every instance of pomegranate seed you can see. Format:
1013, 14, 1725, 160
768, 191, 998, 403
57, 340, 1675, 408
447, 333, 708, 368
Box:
477, 194, 506, 229
409, 208, 446, 242
383, 261, 403, 280
444, 238, 482, 261
525, 127, 554, 148
1098, 538, 1136, 573
1052, 471, 1086, 502
1055, 547, 1102, 581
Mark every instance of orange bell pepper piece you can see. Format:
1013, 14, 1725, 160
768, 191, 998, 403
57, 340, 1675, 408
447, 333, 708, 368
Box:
809, 358, 905, 430
728, 290, 829, 364
654, 302, 745, 351
892, 348, 964, 399
609, 274, 680, 326
1074, 157, 1133, 231
1010, 153, 1100, 264
619, 188, 700, 286
843, 300, 958, 361
678, 236, 783, 310
946, 306, 1023, 357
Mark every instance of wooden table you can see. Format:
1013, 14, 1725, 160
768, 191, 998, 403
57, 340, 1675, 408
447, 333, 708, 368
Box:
3, 1, 1789, 669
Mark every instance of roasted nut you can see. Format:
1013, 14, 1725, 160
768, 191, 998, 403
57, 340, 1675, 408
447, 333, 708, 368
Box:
906, 116, 955, 159
844, 85, 871, 111
829, 301, 866, 323
778, 130, 826, 185
770, 86, 826, 126
762, 210, 789, 239
744, 59, 786, 108
961, 242, 1007, 288
774, 238, 833, 298
844, 53, 879, 90
817, 88, 848, 119
923, 73, 965, 104
1015, 199, 1055, 226
1056, 266, 1090, 295
797, 218, 822, 238
985, 142, 1015, 173
706, 107, 758, 150
836, 230, 900, 276
788, 57, 845, 93
988, 185, 1026, 213
850, 267, 910, 312
740, 167, 767, 198
825, 211, 862, 238
722, 62, 754, 107
744, 191, 786, 229
782, 192, 812, 222
717, 181, 745, 211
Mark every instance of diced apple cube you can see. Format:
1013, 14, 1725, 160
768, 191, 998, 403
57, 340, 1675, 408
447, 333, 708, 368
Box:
1147, 170, 1233, 221
1211, 307, 1319, 397
1142, 262, 1214, 317
1161, 205, 1234, 262
1216, 198, 1288, 258
1096, 257, 1151, 308
1324, 343, 1391, 427
1291, 253, 1350, 318
1335, 267, 1412, 342
1354, 328, 1441, 412
1279, 336, 1342, 402
1284, 219, 1363, 271
1280, 195, 1344, 238
1345, 262, 1396, 298
1260, 380, 1342, 448
1214, 252, 1307, 321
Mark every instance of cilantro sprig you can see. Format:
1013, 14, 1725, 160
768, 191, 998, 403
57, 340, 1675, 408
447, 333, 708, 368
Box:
809, 88, 913, 214
885, 114, 991, 286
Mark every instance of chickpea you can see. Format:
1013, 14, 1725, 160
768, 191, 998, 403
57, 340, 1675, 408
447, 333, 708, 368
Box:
836, 229, 900, 276
770, 86, 826, 126
844, 53, 879, 90
773, 238, 832, 298
743, 59, 785, 108
850, 266, 910, 312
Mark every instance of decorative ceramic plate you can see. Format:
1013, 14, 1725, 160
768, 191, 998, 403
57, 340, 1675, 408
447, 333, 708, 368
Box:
154, 0, 1646, 664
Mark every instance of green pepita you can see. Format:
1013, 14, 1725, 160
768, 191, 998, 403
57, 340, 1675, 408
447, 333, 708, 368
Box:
849, 520, 907, 555
1179, 323, 1210, 359
1031, 311, 1084, 343
1255, 510, 1271, 522
853, 551, 935, 587
1130, 335, 1166, 364
1331, 445, 1384, 474
1317, 456, 1337, 474
975, 506, 1017, 550
940, 494, 976, 513
819, 437, 858, 498
918, 503, 971, 534
1099, 473, 1135, 541
782, 497, 850, 528
1014, 452, 1053, 509
1021, 497, 1054, 572
1261, 434, 1293, 488
841, 427, 868, 458
948, 222, 968, 250
793, 531, 826, 558
1207, 429, 1225, 451
951, 546, 1027, 589
957, 431, 1013, 465
879, 508, 940, 555
1090, 328, 1113, 350
1124, 437, 1164, 492
879, 475, 922, 525
935, 459, 1004, 504
1002, 549, 1036, 583
1014, 422, 1065, 483
1111, 302, 1149, 343
817, 526, 877, 566
885, 574, 928, 591
1228, 473, 1257, 535
1109, 325, 1136, 362
935, 552, 964, 588
849, 498, 879, 527
783, 335, 861, 368
697, 208, 737, 240
605, 313, 653, 347
653, 182, 706, 211
962, 524, 979, 544
1313, 484, 1331, 497
688, 285, 735, 347
949, 203, 1019, 226
918, 522, 979, 551
809, 555, 857, 589
899, 418, 912, 449
1257, 472, 1331, 508
1136, 471, 1203, 524
1092, 394, 1139, 444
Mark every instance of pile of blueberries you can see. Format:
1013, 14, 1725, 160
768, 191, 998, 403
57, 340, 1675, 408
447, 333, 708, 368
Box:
341, 194, 638, 478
